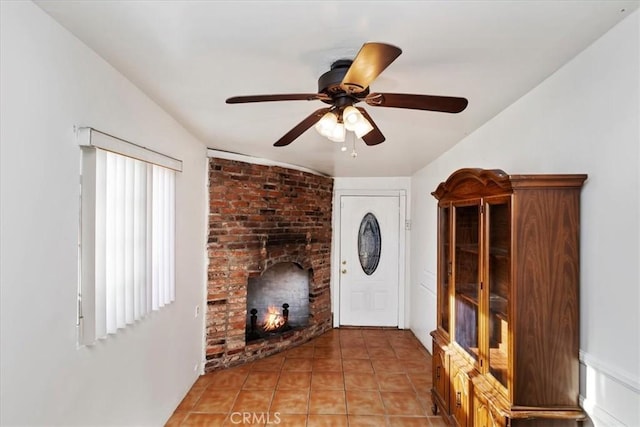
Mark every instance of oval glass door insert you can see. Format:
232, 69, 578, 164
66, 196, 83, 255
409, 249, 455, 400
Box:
358, 212, 382, 275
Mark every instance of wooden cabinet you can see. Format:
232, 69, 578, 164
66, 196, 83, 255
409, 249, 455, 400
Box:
430, 168, 587, 426
432, 339, 449, 414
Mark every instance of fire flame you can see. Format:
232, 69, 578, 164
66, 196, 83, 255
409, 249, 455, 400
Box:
263, 306, 286, 332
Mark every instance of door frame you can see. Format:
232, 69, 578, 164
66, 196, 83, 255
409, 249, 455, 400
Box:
331, 189, 407, 328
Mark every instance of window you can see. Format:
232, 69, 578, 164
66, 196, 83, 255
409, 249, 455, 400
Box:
77, 128, 181, 345
358, 212, 382, 275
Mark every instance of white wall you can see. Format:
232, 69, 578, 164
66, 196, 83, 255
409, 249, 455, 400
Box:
0, 2, 207, 426
410, 10, 639, 427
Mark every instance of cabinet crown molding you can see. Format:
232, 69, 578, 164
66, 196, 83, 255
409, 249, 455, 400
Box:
432, 168, 587, 201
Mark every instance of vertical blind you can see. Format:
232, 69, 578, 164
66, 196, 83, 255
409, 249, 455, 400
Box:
79, 129, 179, 345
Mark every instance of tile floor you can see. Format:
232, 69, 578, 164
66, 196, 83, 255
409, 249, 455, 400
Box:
166, 328, 447, 426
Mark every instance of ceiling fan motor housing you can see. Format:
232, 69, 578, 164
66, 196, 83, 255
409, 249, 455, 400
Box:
318, 60, 368, 106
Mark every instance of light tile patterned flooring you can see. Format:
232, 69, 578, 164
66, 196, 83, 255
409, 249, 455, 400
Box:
167, 328, 447, 426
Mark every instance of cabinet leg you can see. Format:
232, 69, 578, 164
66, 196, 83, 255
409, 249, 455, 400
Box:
431, 402, 439, 415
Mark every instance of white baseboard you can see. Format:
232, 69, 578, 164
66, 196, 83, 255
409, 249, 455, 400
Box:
579, 350, 640, 426
580, 350, 640, 393
580, 394, 627, 427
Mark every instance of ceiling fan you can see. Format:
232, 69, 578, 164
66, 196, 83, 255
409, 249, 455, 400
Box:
226, 42, 468, 147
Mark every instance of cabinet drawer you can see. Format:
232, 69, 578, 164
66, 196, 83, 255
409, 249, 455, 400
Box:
473, 393, 505, 427
432, 342, 449, 413
451, 363, 471, 427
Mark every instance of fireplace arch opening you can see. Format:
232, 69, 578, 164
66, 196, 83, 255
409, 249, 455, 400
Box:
246, 262, 310, 342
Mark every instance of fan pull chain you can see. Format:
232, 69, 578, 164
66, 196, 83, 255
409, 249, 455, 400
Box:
350, 132, 358, 158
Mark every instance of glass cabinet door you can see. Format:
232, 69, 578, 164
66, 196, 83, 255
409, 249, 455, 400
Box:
485, 199, 510, 388
438, 205, 451, 333
453, 202, 481, 362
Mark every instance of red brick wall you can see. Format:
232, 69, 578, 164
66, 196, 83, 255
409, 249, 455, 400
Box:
206, 157, 334, 371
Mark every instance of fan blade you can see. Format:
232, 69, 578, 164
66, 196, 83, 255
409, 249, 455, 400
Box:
356, 107, 385, 146
341, 42, 402, 93
226, 93, 327, 104
274, 108, 331, 147
365, 93, 468, 113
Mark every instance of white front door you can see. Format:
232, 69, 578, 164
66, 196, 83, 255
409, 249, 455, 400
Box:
339, 195, 400, 327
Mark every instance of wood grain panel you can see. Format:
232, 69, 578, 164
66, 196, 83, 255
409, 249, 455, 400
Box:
513, 188, 580, 407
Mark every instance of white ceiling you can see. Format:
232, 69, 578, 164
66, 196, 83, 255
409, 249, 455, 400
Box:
36, 1, 638, 177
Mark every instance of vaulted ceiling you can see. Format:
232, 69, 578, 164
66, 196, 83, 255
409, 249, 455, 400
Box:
36, 1, 638, 176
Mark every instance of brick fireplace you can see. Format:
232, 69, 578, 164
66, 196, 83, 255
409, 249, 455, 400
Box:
206, 157, 333, 371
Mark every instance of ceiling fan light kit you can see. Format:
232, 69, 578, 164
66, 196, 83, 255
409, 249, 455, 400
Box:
342, 106, 361, 129
343, 105, 374, 138
226, 42, 468, 148
352, 117, 374, 139
328, 122, 346, 143
315, 111, 338, 138
314, 106, 374, 143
